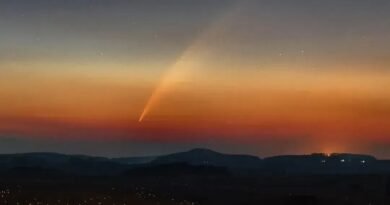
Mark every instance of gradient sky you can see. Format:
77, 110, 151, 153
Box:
1, 0, 390, 157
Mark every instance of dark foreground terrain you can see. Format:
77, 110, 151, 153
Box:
0, 149, 390, 205
0, 173, 389, 205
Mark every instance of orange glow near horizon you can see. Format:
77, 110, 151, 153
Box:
1, 68, 390, 144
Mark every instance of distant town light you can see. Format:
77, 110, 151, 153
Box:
340, 159, 345, 163
361, 160, 366, 164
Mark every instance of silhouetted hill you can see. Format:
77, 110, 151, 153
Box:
1, 149, 390, 176
0, 152, 129, 176
151, 148, 262, 169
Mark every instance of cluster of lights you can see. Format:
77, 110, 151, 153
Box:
320, 159, 368, 164
0, 186, 199, 205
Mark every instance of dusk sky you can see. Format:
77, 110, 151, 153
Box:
1, 0, 390, 157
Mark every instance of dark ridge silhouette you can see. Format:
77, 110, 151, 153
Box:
0, 149, 389, 176
151, 148, 262, 169
0, 152, 128, 176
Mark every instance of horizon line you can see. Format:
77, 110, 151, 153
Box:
0, 148, 385, 160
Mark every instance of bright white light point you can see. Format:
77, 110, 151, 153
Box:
361, 160, 366, 163
340, 159, 345, 162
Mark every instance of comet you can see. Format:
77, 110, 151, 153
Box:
138, 54, 191, 122
138, 45, 201, 122
138, 2, 247, 122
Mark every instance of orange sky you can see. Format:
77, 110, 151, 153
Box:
1, 65, 390, 153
